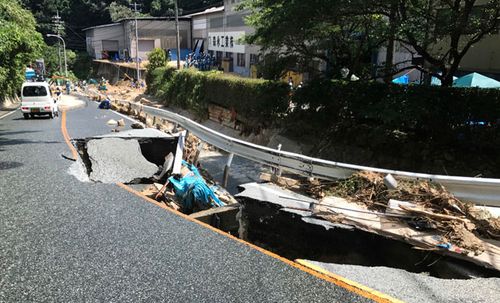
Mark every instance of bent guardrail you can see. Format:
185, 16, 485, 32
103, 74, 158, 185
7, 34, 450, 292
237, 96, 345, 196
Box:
114, 99, 500, 206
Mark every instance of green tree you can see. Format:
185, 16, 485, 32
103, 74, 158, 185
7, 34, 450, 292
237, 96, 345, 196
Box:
391, 0, 500, 86
42, 45, 76, 76
109, 1, 135, 22
241, 0, 387, 79
242, 0, 500, 85
0, 0, 44, 100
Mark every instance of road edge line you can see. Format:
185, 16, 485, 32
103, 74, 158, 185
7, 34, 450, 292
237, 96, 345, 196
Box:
0, 109, 19, 120
60, 110, 79, 160
116, 182, 400, 303
295, 259, 404, 303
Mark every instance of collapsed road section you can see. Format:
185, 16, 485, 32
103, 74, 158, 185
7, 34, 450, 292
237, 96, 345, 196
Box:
236, 174, 500, 279
69, 126, 500, 281
71, 128, 238, 219
74, 94, 500, 301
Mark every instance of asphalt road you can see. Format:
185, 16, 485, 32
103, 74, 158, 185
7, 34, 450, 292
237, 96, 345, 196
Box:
0, 98, 371, 302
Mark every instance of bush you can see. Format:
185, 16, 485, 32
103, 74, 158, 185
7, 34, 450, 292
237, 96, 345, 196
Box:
289, 80, 500, 141
147, 66, 500, 176
147, 67, 289, 126
288, 80, 500, 176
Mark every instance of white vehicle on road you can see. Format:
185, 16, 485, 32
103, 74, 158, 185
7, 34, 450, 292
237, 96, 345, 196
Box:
20, 81, 58, 119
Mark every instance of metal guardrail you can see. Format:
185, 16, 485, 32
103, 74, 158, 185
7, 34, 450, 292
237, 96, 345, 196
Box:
115, 100, 500, 206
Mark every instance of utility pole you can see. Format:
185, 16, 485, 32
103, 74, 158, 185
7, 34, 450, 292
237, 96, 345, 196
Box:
131, 2, 141, 81
52, 10, 64, 74
47, 34, 68, 77
174, 0, 181, 69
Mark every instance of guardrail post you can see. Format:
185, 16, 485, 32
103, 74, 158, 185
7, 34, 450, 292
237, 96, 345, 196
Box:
223, 153, 234, 188
193, 141, 203, 166
276, 144, 283, 177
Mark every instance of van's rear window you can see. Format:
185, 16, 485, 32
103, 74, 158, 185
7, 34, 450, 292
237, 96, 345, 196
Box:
23, 86, 47, 97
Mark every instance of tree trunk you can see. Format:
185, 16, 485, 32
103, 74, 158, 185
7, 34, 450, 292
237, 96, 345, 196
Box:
384, 4, 397, 84
441, 70, 454, 87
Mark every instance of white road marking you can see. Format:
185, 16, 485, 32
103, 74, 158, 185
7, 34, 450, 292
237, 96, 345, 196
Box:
0, 109, 19, 120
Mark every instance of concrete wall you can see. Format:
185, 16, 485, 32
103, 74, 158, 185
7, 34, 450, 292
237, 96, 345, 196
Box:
125, 20, 191, 61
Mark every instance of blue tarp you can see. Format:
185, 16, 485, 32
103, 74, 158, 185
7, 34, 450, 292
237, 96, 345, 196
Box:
169, 161, 224, 212
392, 75, 409, 85
453, 72, 500, 88
25, 68, 36, 80
168, 48, 191, 61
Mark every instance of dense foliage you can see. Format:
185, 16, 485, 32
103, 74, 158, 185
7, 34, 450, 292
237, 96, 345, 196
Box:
287, 80, 500, 176
0, 0, 44, 100
147, 67, 289, 127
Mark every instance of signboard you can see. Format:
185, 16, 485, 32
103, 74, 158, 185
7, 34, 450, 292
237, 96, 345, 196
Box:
208, 31, 245, 53
35, 59, 45, 76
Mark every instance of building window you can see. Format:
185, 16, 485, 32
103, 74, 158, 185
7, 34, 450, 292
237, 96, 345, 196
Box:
250, 54, 259, 65
225, 52, 233, 59
216, 51, 223, 63
237, 53, 246, 67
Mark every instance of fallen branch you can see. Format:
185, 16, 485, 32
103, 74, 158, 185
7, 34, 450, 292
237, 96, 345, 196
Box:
399, 205, 469, 223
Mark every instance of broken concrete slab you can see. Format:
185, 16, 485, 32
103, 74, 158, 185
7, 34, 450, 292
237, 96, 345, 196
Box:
93, 128, 175, 139
87, 138, 159, 183
236, 182, 500, 278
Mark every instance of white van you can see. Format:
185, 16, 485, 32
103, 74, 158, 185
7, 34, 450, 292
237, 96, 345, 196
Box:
21, 82, 58, 119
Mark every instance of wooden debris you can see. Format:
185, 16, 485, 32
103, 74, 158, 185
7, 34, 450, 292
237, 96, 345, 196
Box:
260, 173, 300, 188
312, 197, 500, 270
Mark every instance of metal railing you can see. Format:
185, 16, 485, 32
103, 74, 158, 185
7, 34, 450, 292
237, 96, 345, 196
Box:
115, 99, 500, 206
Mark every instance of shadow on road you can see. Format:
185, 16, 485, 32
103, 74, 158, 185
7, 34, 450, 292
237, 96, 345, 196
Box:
0, 161, 23, 170
0, 129, 60, 151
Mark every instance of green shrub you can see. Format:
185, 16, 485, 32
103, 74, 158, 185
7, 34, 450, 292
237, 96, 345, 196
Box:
146, 67, 289, 125
288, 80, 500, 176
289, 80, 500, 142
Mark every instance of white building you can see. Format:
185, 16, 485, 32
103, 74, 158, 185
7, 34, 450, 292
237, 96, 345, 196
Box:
83, 17, 191, 61
187, 0, 260, 77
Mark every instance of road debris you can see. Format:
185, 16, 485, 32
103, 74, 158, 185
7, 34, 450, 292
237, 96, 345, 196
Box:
86, 138, 159, 183
259, 171, 500, 271
131, 122, 145, 129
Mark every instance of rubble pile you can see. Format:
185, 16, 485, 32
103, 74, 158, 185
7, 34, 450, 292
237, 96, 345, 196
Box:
263, 171, 500, 258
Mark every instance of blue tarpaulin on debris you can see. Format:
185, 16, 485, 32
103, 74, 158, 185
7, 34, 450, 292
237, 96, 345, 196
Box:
392, 75, 409, 85
169, 161, 224, 211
